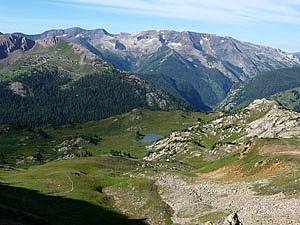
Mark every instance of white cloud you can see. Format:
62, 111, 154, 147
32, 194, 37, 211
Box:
51, 0, 300, 25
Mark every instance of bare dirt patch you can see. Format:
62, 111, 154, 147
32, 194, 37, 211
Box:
199, 160, 289, 182
259, 144, 300, 156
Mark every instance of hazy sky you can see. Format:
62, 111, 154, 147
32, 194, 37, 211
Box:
1, 0, 300, 52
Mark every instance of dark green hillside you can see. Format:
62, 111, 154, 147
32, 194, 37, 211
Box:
0, 39, 187, 127
138, 72, 212, 111
0, 70, 148, 127
271, 86, 300, 111
96, 46, 132, 71
133, 47, 233, 110
220, 66, 300, 110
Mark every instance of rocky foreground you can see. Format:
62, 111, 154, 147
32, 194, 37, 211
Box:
145, 99, 300, 161
140, 99, 300, 225
155, 174, 300, 225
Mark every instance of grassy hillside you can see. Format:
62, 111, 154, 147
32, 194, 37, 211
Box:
0, 157, 163, 225
0, 109, 213, 165
0, 40, 112, 81
1, 102, 300, 224
2, 140, 299, 225
0, 109, 215, 225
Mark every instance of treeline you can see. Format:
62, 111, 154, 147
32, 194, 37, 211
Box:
0, 69, 148, 127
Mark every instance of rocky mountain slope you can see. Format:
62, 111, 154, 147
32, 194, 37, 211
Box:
15, 27, 300, 110
0, 37, 186, 127
0, 33, 35, 61
18, 28, 298, 80
145, 98, 300, 160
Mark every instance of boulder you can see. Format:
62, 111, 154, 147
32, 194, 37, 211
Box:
223, 212, 242, 225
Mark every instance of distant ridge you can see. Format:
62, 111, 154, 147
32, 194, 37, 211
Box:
2, 27, 300, 111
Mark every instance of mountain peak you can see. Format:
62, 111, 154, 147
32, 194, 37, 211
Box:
65, 27, 85, 32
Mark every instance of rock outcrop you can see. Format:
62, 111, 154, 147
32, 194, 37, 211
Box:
145, 131, 193, 161
145, 99, 300, 161
204, 212, 242, 225
223, 212, 242, 225
246, 99, 300, 138
35, 35, 58, 48
0, 34, 35, 59
9, 81, 27, 96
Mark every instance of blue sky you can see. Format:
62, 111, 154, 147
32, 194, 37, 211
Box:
1, 0, 300, 52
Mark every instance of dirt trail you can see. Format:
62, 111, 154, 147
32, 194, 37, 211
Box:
64, 174, 74, 194
50, 173, 74, 196
155, 174, 300, 225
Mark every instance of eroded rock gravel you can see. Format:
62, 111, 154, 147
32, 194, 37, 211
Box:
155, 174, 300, 225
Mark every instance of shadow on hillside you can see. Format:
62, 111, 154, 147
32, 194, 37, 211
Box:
0, 183, 147, 225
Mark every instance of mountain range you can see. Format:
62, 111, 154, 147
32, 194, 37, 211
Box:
0, 33, 186, 127
13, 28, 300, 108
2, 27, 300, 225
1, 27, 300, 126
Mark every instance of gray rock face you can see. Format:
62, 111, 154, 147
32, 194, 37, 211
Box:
246, 100, 300, 138
0, 34, 35, 59
35, 36, 58, 48
18, 28, 299, 81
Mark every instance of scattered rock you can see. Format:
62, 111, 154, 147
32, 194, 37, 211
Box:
155, 174, 300, 225
145, 98, 300, 161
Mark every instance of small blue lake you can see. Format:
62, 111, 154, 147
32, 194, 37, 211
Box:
142, 134, 161, 142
